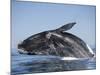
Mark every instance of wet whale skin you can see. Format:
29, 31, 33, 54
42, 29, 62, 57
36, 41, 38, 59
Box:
18, 22, 94, 58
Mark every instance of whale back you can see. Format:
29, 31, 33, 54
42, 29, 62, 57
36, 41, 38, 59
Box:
18, 22, 94, 58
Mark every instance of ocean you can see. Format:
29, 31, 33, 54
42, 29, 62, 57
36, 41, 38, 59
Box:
11, 48, 96, 75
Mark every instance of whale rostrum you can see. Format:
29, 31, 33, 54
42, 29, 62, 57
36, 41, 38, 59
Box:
18, 22, 94, 58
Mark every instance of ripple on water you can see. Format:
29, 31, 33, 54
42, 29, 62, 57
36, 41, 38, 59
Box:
11, 49, 96, 75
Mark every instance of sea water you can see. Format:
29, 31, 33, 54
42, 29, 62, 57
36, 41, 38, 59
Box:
11, 48, 96, 75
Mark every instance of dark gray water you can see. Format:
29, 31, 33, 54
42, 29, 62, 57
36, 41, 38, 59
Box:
11, 49, 96, 75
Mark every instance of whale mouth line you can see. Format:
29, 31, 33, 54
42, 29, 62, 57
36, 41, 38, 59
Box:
18, 49, 28, 54
18, 49, 44, 55
17, 49, 94, 60
17, 48, 95, 58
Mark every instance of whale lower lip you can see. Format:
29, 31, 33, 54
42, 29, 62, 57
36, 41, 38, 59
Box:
18, 49, 28, 54
18, 49, 42, 55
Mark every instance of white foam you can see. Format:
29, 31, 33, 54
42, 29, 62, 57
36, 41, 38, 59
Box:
61, 57, 79, 60
61, 57, 88, 60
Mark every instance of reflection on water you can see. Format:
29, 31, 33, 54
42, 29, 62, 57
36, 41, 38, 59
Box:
11, 49, 96, 75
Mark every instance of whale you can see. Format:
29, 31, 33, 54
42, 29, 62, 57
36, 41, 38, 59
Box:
18, 22, 94, 59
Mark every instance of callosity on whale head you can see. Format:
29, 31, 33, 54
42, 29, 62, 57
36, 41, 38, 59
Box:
18, 22, 95, 58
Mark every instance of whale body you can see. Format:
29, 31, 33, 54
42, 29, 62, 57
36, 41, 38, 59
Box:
18, 22, 94, 58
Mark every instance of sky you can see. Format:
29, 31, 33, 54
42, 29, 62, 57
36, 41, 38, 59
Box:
11, 0, 96, 48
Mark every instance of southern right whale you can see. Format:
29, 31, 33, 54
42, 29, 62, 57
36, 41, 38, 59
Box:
18, 22, 95, 59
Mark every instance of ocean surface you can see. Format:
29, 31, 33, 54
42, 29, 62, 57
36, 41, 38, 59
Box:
11, 48, 96, 75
